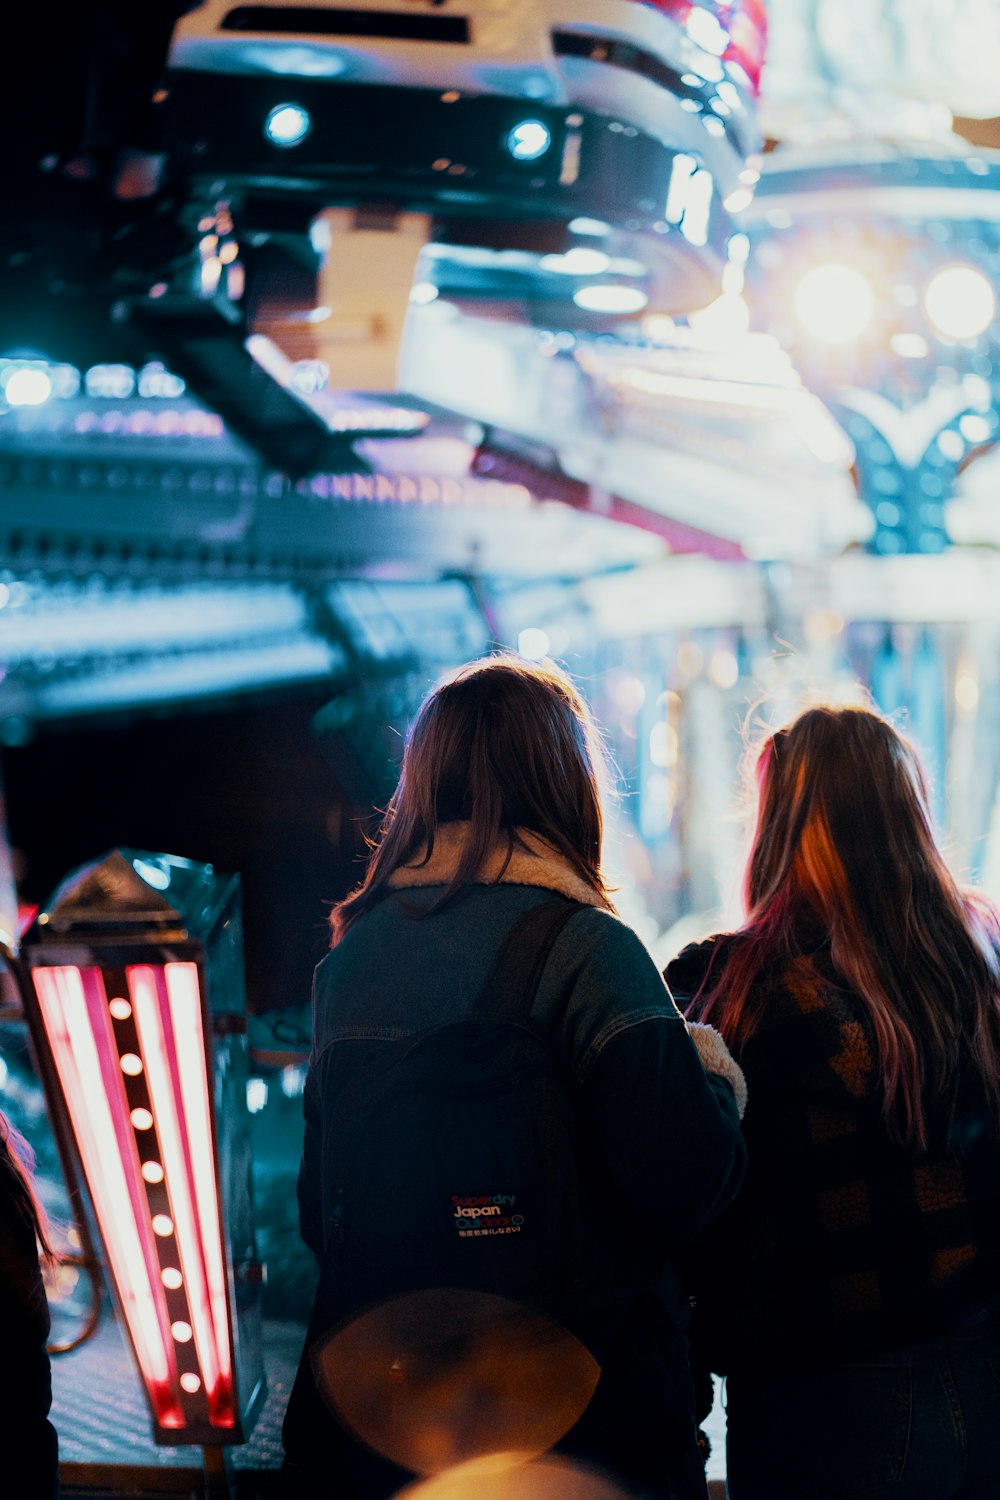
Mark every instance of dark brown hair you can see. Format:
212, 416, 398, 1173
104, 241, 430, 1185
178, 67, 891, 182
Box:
331, 656, 611, 941
0, 1111, 58, 1264
693, 704, 1000, 1149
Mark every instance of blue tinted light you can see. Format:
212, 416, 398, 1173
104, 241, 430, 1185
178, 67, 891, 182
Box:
265, 103, 312, 147
2, 366, 53, 407
506, 120, 552, 161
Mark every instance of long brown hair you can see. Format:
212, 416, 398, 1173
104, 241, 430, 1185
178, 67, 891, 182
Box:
332, 656, 611, 941
693, 705, 1000, 1149
0, 1110, 58, 1264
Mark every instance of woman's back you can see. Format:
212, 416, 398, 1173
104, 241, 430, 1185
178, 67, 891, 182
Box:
671, 935, 1000, 1373
671, 704, 1000, 1500
284, 658, 748, 1500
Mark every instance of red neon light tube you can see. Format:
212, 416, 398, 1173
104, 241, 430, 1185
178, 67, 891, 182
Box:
32, 966, 185, 1427
128, 964, 235, 1427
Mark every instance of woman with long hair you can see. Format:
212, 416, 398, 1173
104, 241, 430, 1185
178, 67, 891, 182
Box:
283, 656, 747, 1500
0, 1109, 60, 1499
668, 704, 1000, 1500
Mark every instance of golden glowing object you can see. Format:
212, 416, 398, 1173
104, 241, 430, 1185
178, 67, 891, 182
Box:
315, 1289, 600, 1475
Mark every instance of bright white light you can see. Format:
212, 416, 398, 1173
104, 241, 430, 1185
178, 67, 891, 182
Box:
573, 285, 649, 314
643, 315, 676, 343
956, 673, 980, 712
709, 649, 739, 690
518, 627, 551, 661
506, 120, 552, 161
409, 281, 439, 305
924, 264, 995, 341
609, 257, 647, 277
137, 363, 186, 399
289, 359, 330, 394
688, 293, 750, 343
85, 364, 136, 399
569, 217, 610, 237
724, 188, 753, 213
247, 1078, 268, 1114
280, 1065, 307, 1099
686, 7, 729, 55
890, 333, 929, 359
309, 217, 332, 255
795, 265, 874, 343
539, 248, 610, 276
649, 723, 679, 768
264, 103, 312, 147
666, 156, 714, 247
200, 257, 222, 296
133, 857, 171, 891
4, 367, 53, 407
960, 413, 993, 444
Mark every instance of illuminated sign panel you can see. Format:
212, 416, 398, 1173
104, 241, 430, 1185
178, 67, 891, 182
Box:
25, 851, 264, 1446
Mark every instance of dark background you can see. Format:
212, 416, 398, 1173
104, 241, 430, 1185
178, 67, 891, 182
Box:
2, 693, 369, 1016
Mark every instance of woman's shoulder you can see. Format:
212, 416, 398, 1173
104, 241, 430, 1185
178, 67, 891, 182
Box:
557, 903, 673, 978
664, 931, 741, 999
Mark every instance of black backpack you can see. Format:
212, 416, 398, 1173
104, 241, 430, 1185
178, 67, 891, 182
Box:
312, 898, 615, 1330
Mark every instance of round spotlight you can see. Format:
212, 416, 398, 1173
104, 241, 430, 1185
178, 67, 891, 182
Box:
686, 7, 730, 56
794, 264, 874, 344
506, 120, 552, 162
924, 264, 995, 341
573, 285, 649, 315
540, 248, 611, 276
264, 103, 312, 147
3, 366, 53, 407
568, 217, 611, 237
518, 627, 551, 661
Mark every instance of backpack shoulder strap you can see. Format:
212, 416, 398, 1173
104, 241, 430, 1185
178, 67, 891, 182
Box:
476, 898, 587, 1021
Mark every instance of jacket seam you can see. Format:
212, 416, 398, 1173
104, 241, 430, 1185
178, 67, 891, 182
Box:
312, 1024, 416, 1067
576, 1008, 685, 1084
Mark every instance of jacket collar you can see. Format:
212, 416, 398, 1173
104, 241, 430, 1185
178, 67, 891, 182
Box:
387, 822, 612, 910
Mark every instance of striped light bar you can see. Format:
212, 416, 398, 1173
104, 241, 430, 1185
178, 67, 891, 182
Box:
128, 963, 234, 1427
32, 960, 236, 1433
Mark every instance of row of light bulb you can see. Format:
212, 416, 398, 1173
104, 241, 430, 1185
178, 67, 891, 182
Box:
265, 101, 555, 163
794, 262, 996, 345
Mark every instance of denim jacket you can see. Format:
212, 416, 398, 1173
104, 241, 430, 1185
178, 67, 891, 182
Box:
298, 832, 746, 1288
287, 832, 746, 1495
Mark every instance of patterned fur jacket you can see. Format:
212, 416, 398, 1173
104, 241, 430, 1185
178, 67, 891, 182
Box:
666, 935, 1000, 1374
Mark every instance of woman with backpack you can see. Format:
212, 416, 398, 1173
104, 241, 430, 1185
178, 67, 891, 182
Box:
668, 704, 1000, 1500
283, 655, 747, 1500
0, 1109, 60, 1499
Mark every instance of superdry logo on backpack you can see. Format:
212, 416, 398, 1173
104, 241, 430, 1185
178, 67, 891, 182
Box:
309, 901, 614, 1311
453, 1193, 525, 1236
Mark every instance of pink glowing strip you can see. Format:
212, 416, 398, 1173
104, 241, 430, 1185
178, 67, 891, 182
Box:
32, 967, 183, 1425
164, 962, 235, 1425
128, 965, 224, 1419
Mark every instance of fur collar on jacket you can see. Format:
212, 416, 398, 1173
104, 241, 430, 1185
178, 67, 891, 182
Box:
387, 823, 613, 910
